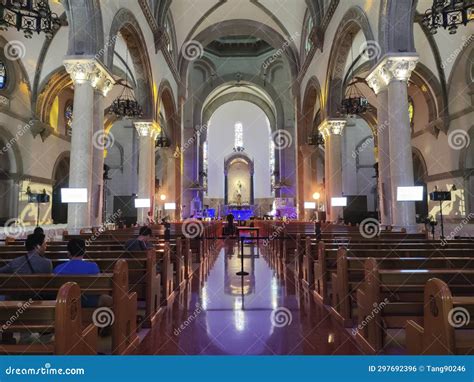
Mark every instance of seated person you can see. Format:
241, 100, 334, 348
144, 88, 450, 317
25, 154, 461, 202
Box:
33, 226, 44, 235
224, 214, 237, 236
54, 238, 111, 309
124, 226, 154, 251
0, 233, 51, 274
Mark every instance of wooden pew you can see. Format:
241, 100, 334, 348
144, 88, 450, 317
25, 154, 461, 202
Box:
0, 282, 97, 355
0, 260, 138, 355
330, 248, 474, 326
313, 243, 474, 306
356, 258, 474, 353
406, 278, 474, 355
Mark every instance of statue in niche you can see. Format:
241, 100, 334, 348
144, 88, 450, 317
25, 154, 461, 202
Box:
235, 180, 242, 205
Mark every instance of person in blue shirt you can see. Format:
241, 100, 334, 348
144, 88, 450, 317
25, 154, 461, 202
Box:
54, 238, 109, 308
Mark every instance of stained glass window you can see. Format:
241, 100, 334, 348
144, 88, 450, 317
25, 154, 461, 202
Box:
304, 17, 313, 54
165, 18, 173, 54
234, 122, 243, 148
0, 61, 6, 90
65, 102, 73, 136
408, 97, 414, 125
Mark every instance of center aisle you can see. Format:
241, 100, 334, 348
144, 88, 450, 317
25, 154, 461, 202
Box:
139, 240, 364, 355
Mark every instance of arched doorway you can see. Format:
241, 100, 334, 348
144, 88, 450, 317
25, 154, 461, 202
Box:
52, 154, 70, 224
412, 149, 429, 221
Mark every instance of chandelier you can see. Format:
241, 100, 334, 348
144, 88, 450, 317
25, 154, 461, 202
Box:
0, 0, 61, 39
307, 131, 325, 147
341, 79, 369, 115
422, 0, 473, 34
109, 50, 143, 119
341, 33, 369, 116
155, 130, 170, 148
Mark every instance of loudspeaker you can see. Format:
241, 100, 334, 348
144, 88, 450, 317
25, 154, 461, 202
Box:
429, 191, 451, 201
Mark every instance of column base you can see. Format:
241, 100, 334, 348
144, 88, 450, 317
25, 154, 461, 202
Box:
391, 224, 420, 234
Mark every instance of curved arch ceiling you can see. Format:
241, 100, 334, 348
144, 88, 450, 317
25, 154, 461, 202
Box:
169, 0, 308, 53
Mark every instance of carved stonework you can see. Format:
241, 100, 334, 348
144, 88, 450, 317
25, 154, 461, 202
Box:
318, 118, 347, 138
366, 54, 419, 94
134, 121, 160, 139
63, 57, 115, 96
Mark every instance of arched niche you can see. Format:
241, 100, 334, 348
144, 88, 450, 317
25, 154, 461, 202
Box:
51, 152, 70, 224
224, 152, 255, 206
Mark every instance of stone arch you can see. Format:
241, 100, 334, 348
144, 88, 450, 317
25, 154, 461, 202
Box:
325, 6, 375, 118
35, 67, 72, 128
412, 147, 429, 218
378, 0, 417, 55
178, 19, 299, 96
0, 37, 33, 100
158, 79, 179, 145
301, 76, 322, 140
203, 92, 276, 131
51, 151, 70, 224
411, 62, 450, 135
106, 8, 155, 119
0, 125, 23, 176
63, 0, 104, 57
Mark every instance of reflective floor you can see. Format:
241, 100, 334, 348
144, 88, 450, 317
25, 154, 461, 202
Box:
140, 240, 365, 355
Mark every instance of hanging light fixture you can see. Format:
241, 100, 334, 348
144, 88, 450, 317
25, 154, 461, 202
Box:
341, 33, 369, 116
155, 129, 170, 148
109, 49, 143, 119
422, 0, 473, 35
307, 131, 325, 147
0, 0, 61, 39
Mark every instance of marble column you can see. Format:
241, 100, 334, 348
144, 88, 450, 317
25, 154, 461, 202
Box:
319, 119, 346, 223
299, 145, 315, 220
134, 121, 159, 225
366, 54, 419, 232
90, 75, 114, 227
63, 57, 114, 233
366, 67, 393, 227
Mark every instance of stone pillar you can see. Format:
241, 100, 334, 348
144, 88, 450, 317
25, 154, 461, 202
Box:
300, 145, 315, 220
90, 76, 114, 227
134, 121, 159, 225
366, 54, 419, 232
319, 119, 346, 223
63, 57, 114, 233
250, 174, 254, 205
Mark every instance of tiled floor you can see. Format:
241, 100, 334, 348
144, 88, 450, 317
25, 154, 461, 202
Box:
139, 241, 364, 355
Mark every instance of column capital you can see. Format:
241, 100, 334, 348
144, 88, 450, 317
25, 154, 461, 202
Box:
63, 56, 115, 96
366, 53, 419, 94
318, 118, 346, 138
134, 120, 160, 139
